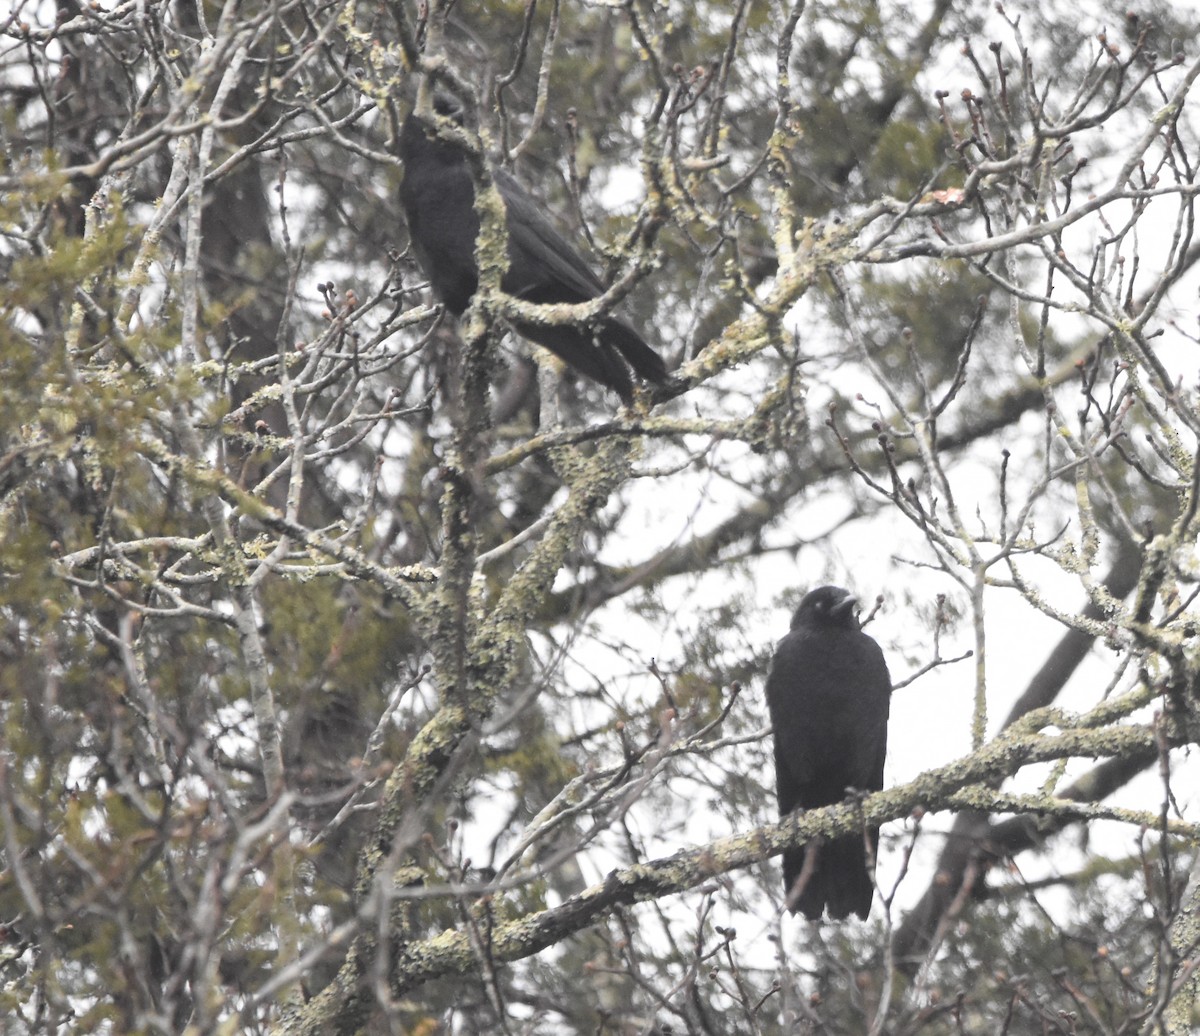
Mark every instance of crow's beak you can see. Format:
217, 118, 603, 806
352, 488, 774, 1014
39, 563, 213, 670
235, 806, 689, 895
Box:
829, 593, 858, 620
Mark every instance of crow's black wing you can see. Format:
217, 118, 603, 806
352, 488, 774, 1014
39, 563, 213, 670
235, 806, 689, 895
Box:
493, 168, 606, 303
495, 168, 668, 397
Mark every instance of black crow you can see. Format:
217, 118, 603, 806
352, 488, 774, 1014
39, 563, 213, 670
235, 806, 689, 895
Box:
398, 97, 669, 403
765, 585, 891, 920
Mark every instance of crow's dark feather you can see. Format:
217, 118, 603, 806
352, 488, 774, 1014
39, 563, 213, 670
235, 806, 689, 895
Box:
398, 102, 668, 402
766, 585, 891, 920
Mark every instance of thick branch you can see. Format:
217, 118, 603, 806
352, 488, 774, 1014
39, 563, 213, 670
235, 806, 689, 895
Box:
276, 716, 1168, 1030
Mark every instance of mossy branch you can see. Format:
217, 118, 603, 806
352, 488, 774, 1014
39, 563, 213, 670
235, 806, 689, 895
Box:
372, 718, 1175, 996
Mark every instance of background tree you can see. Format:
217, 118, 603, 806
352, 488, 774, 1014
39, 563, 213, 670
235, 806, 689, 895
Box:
2, 0, 1199, 1033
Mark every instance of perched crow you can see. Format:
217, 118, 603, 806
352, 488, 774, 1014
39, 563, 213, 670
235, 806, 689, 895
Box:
765, 585, 891, 920
398, 97, 669, 403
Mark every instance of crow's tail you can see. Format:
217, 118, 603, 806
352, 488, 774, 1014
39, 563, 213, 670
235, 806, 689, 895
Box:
515, 321, 635, 402
601, 317, 670, 386
783, 828, 877, 921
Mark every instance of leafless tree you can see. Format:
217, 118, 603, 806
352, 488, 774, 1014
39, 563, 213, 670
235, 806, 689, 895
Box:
2, 1, 1199, 1033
